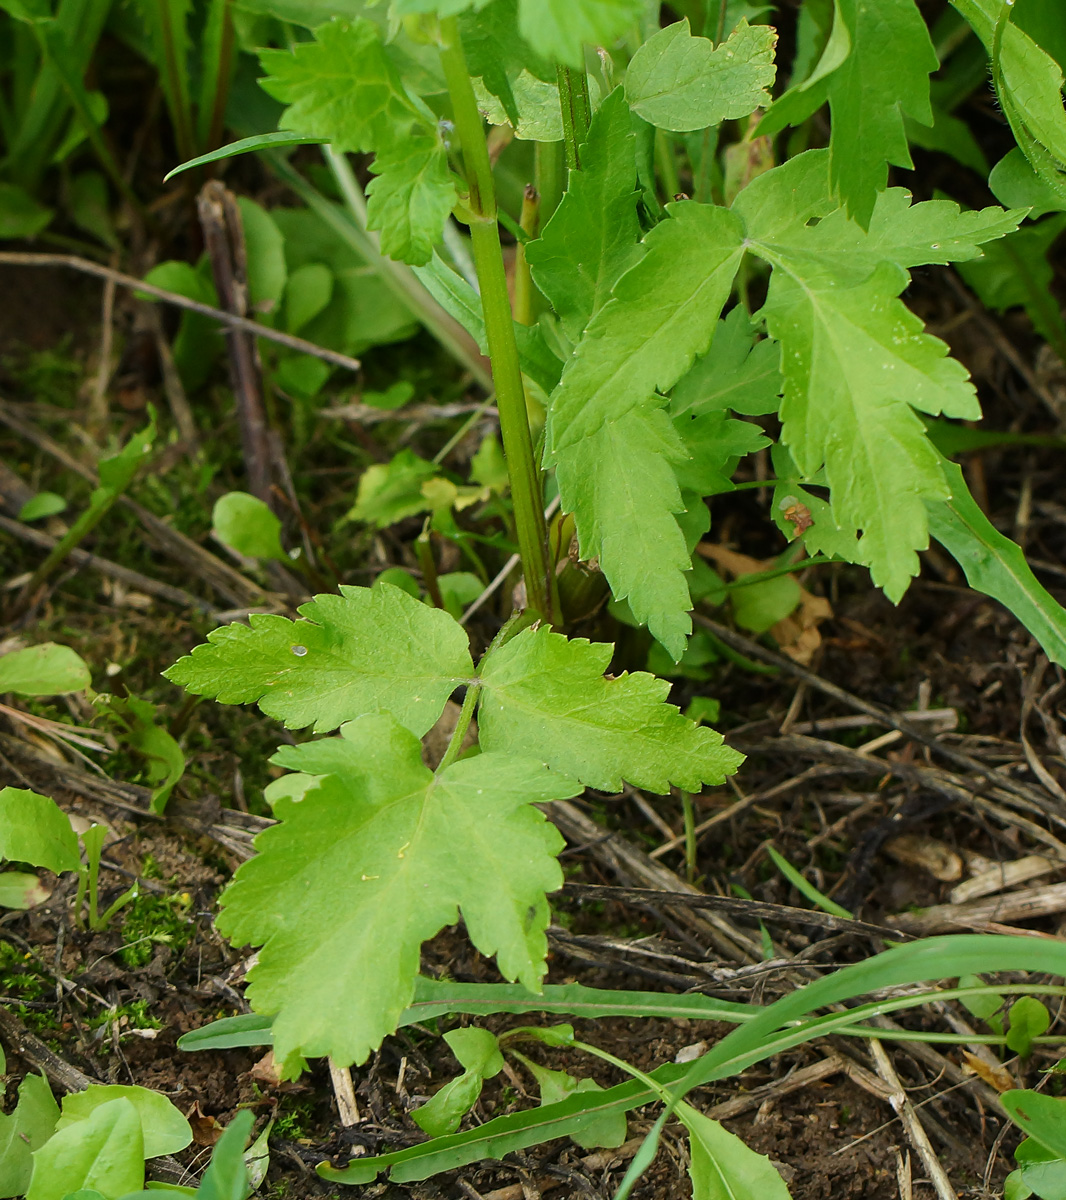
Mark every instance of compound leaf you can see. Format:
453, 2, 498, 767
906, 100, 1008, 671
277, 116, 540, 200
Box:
0, 788, 80, 874
738, 152, 1020, 600
546, 201, 745, 656
517, 0, 643, 67
259, 19, 453, 263
164, 584, 474, 736
527, 88, 642, 342
219, 714, 578, 1071
477, 625, 744, 793
625, 18, 777, 133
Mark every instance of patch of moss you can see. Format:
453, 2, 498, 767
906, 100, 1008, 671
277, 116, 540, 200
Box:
0, 942, 48, 1001
118, 892, 194, 968
273, 1097, 317, 1141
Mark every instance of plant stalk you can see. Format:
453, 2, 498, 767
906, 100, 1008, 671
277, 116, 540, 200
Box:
556, 65, 592, 171
438, 18, 552, 620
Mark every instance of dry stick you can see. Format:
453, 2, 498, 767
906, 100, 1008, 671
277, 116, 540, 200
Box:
328, 1060, 360, 1126
0, 397, 271, 609
867, 1039, 958, 1200
143, 302, 198, 445
0, 513, 215, 612
547, 799, 763, 964
0, 252, 361, 374
86, 265, 116, 437
696, 614, 1065, 821
197, 181, 274, 506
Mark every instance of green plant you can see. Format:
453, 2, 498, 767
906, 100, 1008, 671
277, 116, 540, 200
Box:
159, 0, 1066, 1194
0, 1074, 255, 1200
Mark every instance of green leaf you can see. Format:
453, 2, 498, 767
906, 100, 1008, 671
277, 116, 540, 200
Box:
516, 0, 643, 68
163, 583, 474, 736
1004, 1092, 1066, 1160
990, 148, 1066, 218
0, 871, 49, 910
0, 644, 91, 696
766, 845, 852, 918
0, 183, 53, 239
347, 448, 438, 527
547, 200, 745, 657
27, 1098, 144, 1200
461, 0, 554, 127
97, 418, 156, 495
517, 1059, 626, 1150
259, 19, 453, 264
95, 697, 185, 815
218, 714, 579, 1071
196, 1111, 254, 1200
625, 18, 777, 133
678, 1101, 792, 1200
673, 411, 770, 496
68, 172, 119, 252
476, 625, 744, 793
58, 1088, 192, 1160
527, 89, 642, 342
176, 1014, 275, 1052
236, 199, 287, 314
163, 133, 328, 182
0, 788, 80, 874
1007, 997, 1051, 1058
0, 1075, 59, 1198
212, 493, 286, 561
926, 459, 1066, 668
736, 153, 1020, 601
18, 492, 67, 521
730, 571, 801, 635
365, 136, 458, 264
284, 262, 334, 334
412, 1028, 504, 1136
670, 308, 782, 418
1014, 1139, 1066, 1200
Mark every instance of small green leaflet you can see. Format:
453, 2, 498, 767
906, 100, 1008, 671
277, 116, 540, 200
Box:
218, 714, 579, 1071
527, 89, 642, 342
163, 583, 474, 736
927, 459, 1066, 667
679, 1102, 792, 1200
517, 0, 643, 68
761, 0, 937, 225
412, 1028, 504, 1137
477, 625, 744, 793
259, 20, 454, 263
625, 18, 777, 133
546, 201, 745, 658
734, 150, 1021, 600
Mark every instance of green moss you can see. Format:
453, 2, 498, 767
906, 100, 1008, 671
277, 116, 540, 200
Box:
273, 1097, 317, 1141
0, 942, 48, 1001
118, 892, 194, 968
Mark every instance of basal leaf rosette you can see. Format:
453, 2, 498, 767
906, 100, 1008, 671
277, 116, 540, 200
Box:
218, 715, 580, 1073
163, 583, 475, 736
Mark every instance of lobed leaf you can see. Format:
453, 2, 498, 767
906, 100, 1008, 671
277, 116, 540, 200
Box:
625, 18, 777, 133
218, 715, 579, 1071
516, 0, 643, 68
163, 583, 474, 736
527, 89, 642, 342
546, 201, 745, 657
477, 625, 744, 793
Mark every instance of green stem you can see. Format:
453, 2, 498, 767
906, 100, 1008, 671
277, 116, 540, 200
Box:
437, 681, 481, 773
680, 792, 697, 883
156, 0, 196, 164
555, 65, 592, 171
721, 553, 832, 591
513, 184, 540, 326
534, 140, 563, 226
439, 18, 552, 620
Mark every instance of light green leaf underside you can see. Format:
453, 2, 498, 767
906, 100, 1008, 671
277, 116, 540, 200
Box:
163, 583, 474, 736
927, 459, 1066, 667
477, 626, 744, 793
625, 18, 777, 133
26, 1098, 144, 1200
527, 88, 642, 343
218, 715, 579, 1071
546, 201, 745, 657
517, 0, 644, 68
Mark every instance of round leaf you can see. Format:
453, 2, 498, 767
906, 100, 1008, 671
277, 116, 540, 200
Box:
18, 492, 67, 521
0, 643, 91, 695
0, 788, 80, 874
212, 493, 285, 561
58, 1086, 192, 1158
27, 1098, 144, 1200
